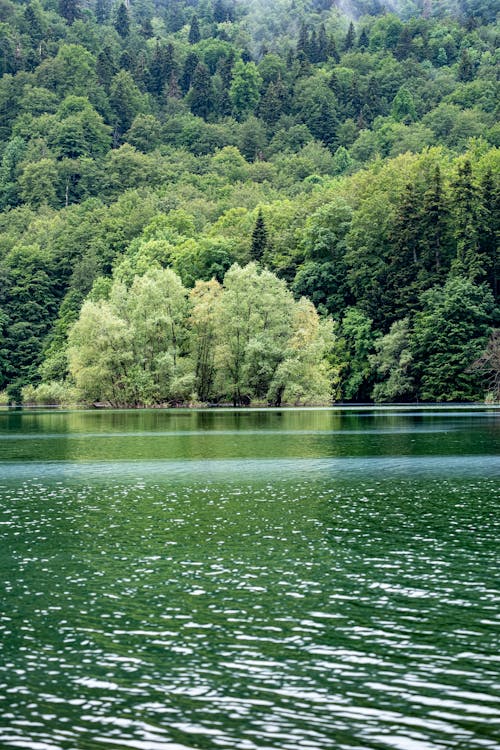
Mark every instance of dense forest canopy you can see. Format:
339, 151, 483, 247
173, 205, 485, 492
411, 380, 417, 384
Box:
0, 0, 498, 404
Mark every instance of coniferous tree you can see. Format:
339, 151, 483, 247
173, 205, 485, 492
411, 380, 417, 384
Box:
188, 62, 214, 120
317, 24, 329, 62
23, 4, 43, 46
114, 3, 130, 38
251, 209, 268, 261
213, 0, 226, 22
457, 48, 474, 81
96, 46, 117, 90
385, 182, 423, 322
149, 42, 175, 97
259, 78, 288, 124
358, 28, 369, 51
140, 18, 154, 38
420, 165, 451, 282
344, 22, 355, 51
328, 35, 340, 63
479, 169, 499, 299
308, 29, 319, 63
59, 0, 80, 25
95, 0, 108, 24
180, 51, 200, 94
451, 160, 483, 280
297, 22, 308, 56
188, 15, 201, 44
395, 27, 412, 60
119, 50, 133, 70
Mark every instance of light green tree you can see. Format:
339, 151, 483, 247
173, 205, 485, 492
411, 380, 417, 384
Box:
229, 61, 262, 119
370, 318, 414, 402
69, 269, 193, 405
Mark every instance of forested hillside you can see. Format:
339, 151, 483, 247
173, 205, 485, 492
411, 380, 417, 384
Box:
0, 0, 498, 405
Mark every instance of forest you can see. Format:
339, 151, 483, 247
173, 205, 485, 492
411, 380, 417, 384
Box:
0, 0, 498, 405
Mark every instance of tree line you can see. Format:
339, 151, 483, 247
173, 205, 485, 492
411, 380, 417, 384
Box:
0, 0, 498, 404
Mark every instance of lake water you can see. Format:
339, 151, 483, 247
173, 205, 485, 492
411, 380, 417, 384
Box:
0, 407, 499, 750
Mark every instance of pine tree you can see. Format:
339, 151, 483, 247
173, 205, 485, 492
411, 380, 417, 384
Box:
328, 35, 340, 63
451, 160, 483, 280
188, 63, 214, 120
457, 48, 474, 81
96, 46, 117, 90
308, 29, 319, 63
385, 182, 424, 322
180, 51, 199, 94
188, 14, 201, 44
251, 209, 268, 261
114, 3, 130, 38
24, 4, 43, 46
317, 24, 329, 62
420, 165, 451, 282
297, 23, 309, 56
168, 72, 181, 99
59, 0, 80, 25
344, 22, 355, 51
148, 41, 175, 97
259, 78, 288, 124
140, 18, 154, 38
395, 27, 412, 60
358, 28, 369, 51
479, 169, 499, 299
95, 0, 108, 24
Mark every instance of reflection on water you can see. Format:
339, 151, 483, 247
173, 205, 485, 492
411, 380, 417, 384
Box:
0, 408, 499, 750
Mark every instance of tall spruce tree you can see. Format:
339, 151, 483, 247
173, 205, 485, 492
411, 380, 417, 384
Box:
479, 169, 499, 299
420, 165, 451, 282
114, 3, 130, 38
188, 62, 214, 119
344, 22, 355, 51
59, 0, 80, 25
188, 15, 201, 44
451, 160, 483, 280
180, 51, 199, 94
95, 0, 108, 24
251, 209, 268, 261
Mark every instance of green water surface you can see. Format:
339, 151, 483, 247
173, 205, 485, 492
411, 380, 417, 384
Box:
0, 407, 499, 750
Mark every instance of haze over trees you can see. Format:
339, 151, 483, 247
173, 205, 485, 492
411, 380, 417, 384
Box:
0, 0, 498, 405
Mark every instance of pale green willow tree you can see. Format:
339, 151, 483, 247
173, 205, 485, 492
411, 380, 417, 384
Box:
68, 268, 193, 405
213, 263, 332, 405
68, 264, 332, 406
269, 297, 333, 406
189, 278, 222, 403
370, 317, 414, 402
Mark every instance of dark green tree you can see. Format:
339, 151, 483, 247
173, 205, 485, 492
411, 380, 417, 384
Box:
479, 169, 499, 300
420, 165, 452, 282
148, 42, 175, 97
188, 14, 201, 44
23, 4, 43, 46
344, 22, 355, 51
317, 24, 329, 62
412, 277, 494, 401
451, 160, 483, 280
188, 62, 214, 120
59, 0, 80, 25
95, 0, 109, 24
96, 46, 117, 90
385, 182, 423, 322
114, 3, 130, 38
457, 48, 474, 81
251, 209, 268, 261
180, 51, 199, 93
358, 28, 369, 51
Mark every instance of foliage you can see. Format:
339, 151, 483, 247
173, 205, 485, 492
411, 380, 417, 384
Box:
0, 0, 497, 404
